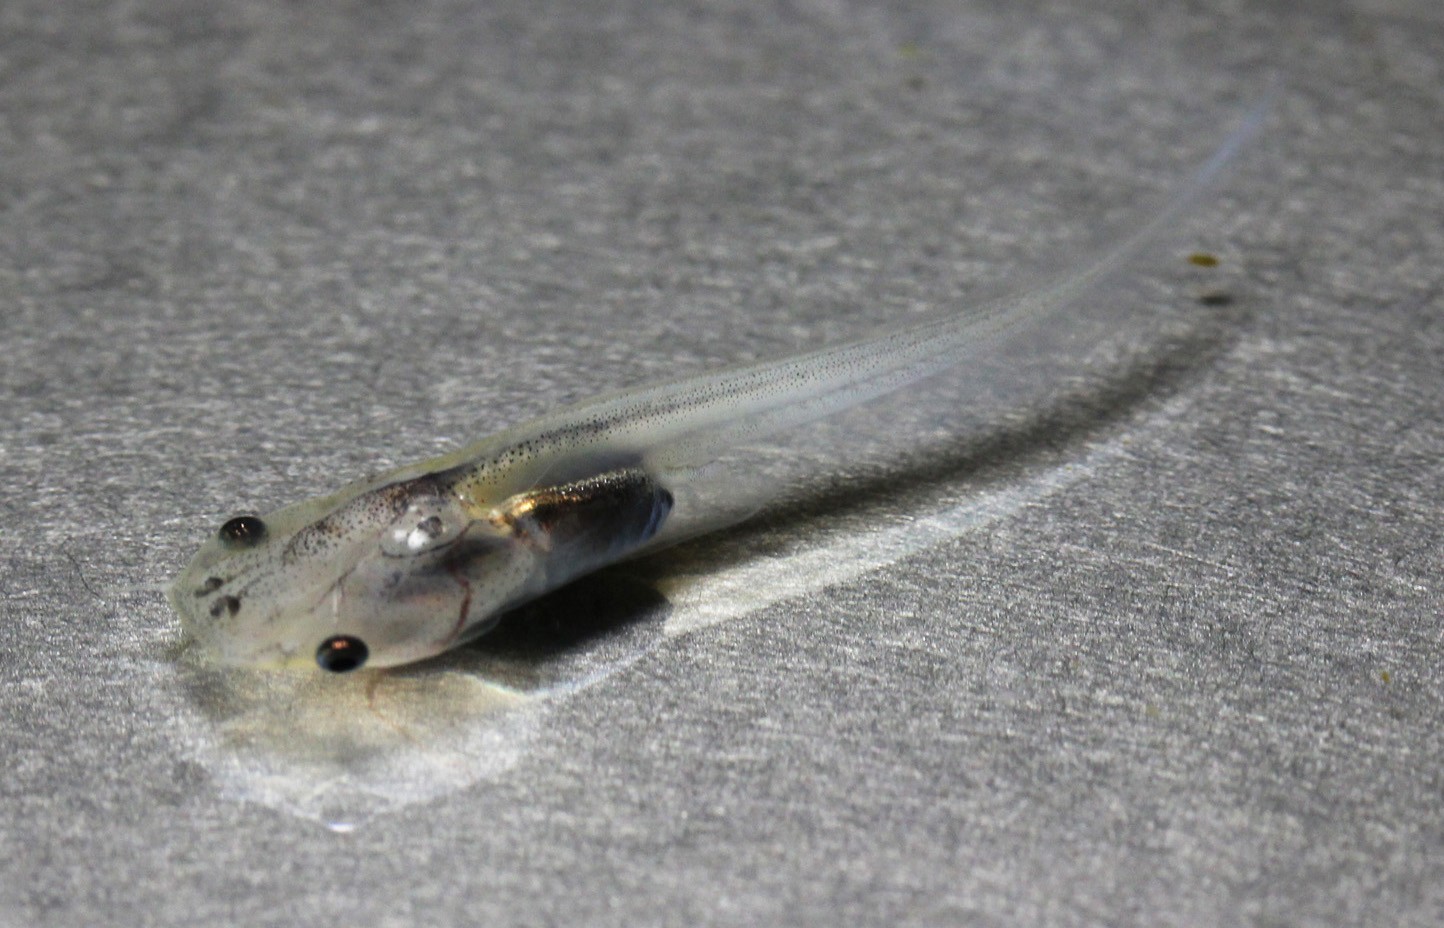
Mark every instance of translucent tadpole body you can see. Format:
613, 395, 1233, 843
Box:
171, 102, 1268, 673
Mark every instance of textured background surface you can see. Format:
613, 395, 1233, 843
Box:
3, 0, 1443, 925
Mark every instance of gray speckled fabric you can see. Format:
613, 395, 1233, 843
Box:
3, 1, 1443, 925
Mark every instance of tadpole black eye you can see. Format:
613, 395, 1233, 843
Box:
218, 515, 267, 547
316, 635, 369, 673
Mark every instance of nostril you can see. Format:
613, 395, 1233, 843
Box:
208, 595, 241, 619
194, 577, 224, 596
